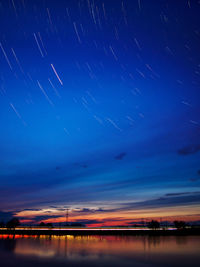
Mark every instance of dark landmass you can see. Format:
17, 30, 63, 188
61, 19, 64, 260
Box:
0, 227, 200, 236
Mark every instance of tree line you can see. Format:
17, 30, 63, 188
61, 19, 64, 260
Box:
0, 218, 20, 229
0, 219, 189, 229
147, 220, 187, 229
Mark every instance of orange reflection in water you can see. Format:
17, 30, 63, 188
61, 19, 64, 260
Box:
1, 234, 200, 264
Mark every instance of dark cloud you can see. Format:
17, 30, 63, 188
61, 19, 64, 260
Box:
165, 192, 200, 197
70, 193, 200, 216
22, 208, 41, 211
75, 217, 128, 226
178, 144, 200, 155
82, 164, 88, 168
189, 178, 198, 182
74, 219, 101, 225
20, 214, 61, 223
73, 208, 92, 213
121, 193, 200, 211
73, 207, 114, 214
49, 206, 66, 211
188, 171, 200, 182
74, 163, 88, 168
115, 152, 126, 160
0, 211, 14, 222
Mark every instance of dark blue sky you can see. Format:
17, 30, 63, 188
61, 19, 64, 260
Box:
0, 0, 200, 225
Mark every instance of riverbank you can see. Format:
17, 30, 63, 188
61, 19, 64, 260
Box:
1, 227, 200, 236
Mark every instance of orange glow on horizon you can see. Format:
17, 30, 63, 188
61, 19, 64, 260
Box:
13, 203, 200, 226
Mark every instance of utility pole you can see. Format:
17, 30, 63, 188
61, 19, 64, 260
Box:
66, 208, 69, 226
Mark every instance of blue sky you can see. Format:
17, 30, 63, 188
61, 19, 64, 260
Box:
0, 0, 200, 225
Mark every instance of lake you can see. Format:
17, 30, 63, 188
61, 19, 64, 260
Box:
0, 234, 200, 267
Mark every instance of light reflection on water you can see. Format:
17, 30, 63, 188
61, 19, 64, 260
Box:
0, 235, 200, 267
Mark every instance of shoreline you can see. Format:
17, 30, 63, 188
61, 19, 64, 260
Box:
1, 228, 200, 236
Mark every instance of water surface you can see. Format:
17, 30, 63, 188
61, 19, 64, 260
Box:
0, 235, 199, 267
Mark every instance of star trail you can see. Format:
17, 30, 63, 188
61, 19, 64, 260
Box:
0, 0, 200, 226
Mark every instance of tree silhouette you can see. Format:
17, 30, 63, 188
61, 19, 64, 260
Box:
0, 221, 5, 228
6, 218, 20, 229
148, 220, 160, 229
39, 222, 46, 226
174, 220, 186, 229
39, 222, 53, 227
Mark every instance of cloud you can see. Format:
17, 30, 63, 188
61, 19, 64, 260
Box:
18, 214, 62, 223
165, 192, 200, 197
75, 218, 130, 226
121, 192, 200, 211
178, 144, 200, 155
189, 171, 200, 182
115, 152, 126, 160
10, 190, 200, 225
0, 211, 14, 222
73, 208, 92, 213
189, 178, 199, 182
56, 166, 61, 170
74, 162, 88, 168
72, 207, 114, 214
74, 219, 100, 225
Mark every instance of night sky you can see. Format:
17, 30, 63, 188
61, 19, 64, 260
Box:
0, 0, 200, 226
